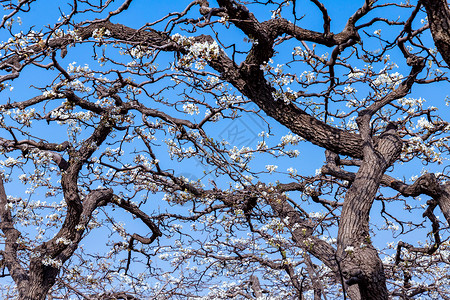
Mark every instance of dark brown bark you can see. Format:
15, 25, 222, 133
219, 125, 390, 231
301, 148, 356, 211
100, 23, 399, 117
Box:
0, 17, 368, 159
324, 158, 450, 229
422, 0, 450, 66
267, 190, 339, 273
337, 157, 389, 300
0, 1, 448, 298
436, 184, 450, 222
0, 177, 29, 297
336, 117, 402, 300
16, 187, 115, 300
0, 115, 117, 299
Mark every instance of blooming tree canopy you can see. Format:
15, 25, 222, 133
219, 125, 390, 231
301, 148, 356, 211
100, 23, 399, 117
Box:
0, 0, 449, 299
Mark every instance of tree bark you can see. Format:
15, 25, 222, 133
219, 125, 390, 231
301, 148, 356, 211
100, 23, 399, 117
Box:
337, 122, 402, 299
422, 0, 450, 66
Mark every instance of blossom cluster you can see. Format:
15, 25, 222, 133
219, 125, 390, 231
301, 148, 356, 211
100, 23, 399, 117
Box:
171, 33, 220, 70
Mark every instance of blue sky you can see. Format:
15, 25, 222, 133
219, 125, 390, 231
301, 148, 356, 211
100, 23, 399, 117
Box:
0, 0, 449, 297
0, 0, 446, 241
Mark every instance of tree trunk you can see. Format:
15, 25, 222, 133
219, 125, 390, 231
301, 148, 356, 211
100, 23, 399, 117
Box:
337, 124, 402, 299
422, 0, 450, 66
337, 155, 389, 300
437, 184, 450, 223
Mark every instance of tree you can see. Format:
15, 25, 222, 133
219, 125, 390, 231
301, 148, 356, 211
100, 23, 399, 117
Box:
0, 0, 449, 299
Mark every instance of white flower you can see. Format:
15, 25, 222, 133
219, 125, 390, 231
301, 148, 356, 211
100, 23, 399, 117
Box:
416, 117, 434, 130
42, 256, 62, 268
265, 165, 278, 173
92, 27, 111, 40
287, 167, 297, 176
218, 16, 228, 24
372, 72, 403, 87
2, 157, 18, 166
293, 46, 308, 57
397, 97, 425, 106
300, 70, 316, 83
343, 85, 356, 94
208, 76, 219, 84
55, 237, 72, 245
257, 141, 267, 150
182, 103, 199, 115
43, 90, 57, 98
47, 213, 60, 221
309, 211, 324, 219
345, 246, 355, 253
129, 45, 151, 59
280, 133, 302, 145
315, 168, 322, 176
75, 224, 85, 231
348, 68, 364, 79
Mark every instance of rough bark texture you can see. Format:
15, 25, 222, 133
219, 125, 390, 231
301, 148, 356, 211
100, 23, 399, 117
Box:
0, 114, 159, 298
0, 178, 29, 297
0, 0, 449, 299
422, 0, 450, 66
267, 190, 339, 273
337, 124, 402, 300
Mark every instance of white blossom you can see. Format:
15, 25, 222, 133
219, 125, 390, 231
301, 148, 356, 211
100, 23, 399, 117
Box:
42, 256, 63, 268
265, 165, 278, 173
182, 103, 199, 115
344, 246, 355, 253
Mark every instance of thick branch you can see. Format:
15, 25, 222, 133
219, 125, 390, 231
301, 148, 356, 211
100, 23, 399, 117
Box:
0, 177, 29, 296
114, 197, 162, 245
422, 0, 450, 66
